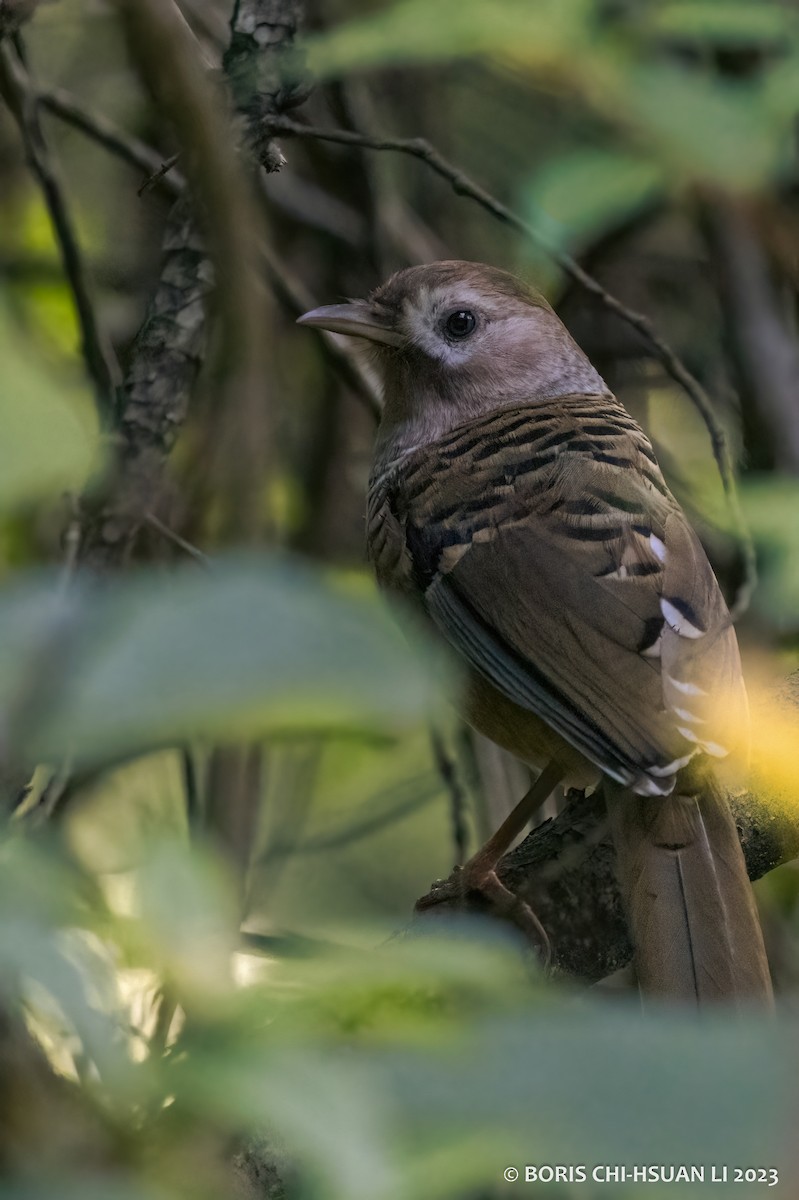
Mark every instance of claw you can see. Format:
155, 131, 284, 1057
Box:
460, 865, 551, 969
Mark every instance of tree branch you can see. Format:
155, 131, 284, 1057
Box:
416, 784, 799, 983
79, 0, 299, 570
429, 726, 470, 865
37, 83, 185, 196
415, 683, 799, 984
268, 114, 757, 618
35, 80, 382, 426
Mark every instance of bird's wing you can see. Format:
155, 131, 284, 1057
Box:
368, 397, 747, 795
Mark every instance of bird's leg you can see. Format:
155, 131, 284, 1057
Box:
457, 760, 564, 964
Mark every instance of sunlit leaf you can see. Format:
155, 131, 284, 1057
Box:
747, 674, 799, 814
126, 840, 238, 1006
0, 841, 135, 1090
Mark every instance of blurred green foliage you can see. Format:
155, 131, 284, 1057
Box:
0, 559, 438, 766
2, 0, 799, 1198
1, 833, 795, 1200
309, 0, 799, 189
0, 300, 96, 509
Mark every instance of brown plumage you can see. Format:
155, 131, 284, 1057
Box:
299, 260, 773, 1007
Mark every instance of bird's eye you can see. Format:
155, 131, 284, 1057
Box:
443, 309, 477, 339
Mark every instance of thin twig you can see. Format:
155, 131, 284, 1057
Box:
57, 511, 82, 598
181, 747, 201, 833
32, 81, 383, 418
37, 84, 185, 196
0, 39, 122, 423
144, 511, 212, 568
429, 726, 470, 865
149, 985, 181, 1058
137, 152, 181, 197
269, 115, 757, 617
258, 230, 383, 418
247, 743, 322, 910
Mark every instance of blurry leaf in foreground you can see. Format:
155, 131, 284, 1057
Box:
619, 64, 787, 189
0, 575, 82, 721
244, 921, 539, 1040
525, 147, 665, 256
0, 296, 97, 510
172, 929, 796, 1199
177, 982, 796, 1199
2, 833, 796, 1200
0, 1183, 165, 1200
305, 0, 592, 79
0, 840, 136, 1091
373, 1008, 796, 1194
642, 1, 797, 45
126, 840, 239, 1005
15, 556, 440, 764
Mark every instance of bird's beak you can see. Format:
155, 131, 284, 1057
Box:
297, 300, 402, 347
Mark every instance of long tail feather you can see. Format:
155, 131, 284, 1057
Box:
608, 770, 773, 1008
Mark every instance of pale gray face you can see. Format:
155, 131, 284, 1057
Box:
298, 261, 609, 457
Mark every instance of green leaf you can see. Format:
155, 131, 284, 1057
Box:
175, 988, 795, 1199
526, 147, 665, 253
375, 1008, 794, 1191
0, 575, 81, 719
12, 556, 439, 764
0, 296, 96, 510
306, 0, 592, 80
644, 2, 797, 45
0, 841, 136, 1091
127, 840, 239, 1005
620, 64, 787, 189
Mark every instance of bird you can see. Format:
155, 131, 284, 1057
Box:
298, 259, 773, 1007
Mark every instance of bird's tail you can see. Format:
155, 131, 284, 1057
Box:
608, 767, 773, 1008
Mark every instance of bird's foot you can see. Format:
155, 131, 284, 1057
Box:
458, 863, 551, 969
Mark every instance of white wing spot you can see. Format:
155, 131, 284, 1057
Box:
673, 706, 705, 724
648, 752, 696, 777
670, 677, 705, 696
438, 543, 469, 573
700, 740, 728, 758
641, 631, 663, 658
650, 534, 666, 562
677, 727, 728, 757
660, 598, 704, 639
634, 774, 674, 797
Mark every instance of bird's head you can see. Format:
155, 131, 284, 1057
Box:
298, 260, 609, 456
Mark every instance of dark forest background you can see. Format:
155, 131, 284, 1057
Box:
1, 1, 799, 1197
